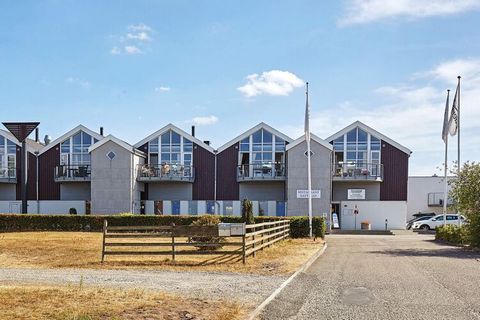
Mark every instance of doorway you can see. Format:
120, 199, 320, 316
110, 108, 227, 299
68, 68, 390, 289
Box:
331, 203, 340, 229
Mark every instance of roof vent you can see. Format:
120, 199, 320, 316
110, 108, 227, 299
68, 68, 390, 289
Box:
44, 135, 52, 145
203, 140, 210, 146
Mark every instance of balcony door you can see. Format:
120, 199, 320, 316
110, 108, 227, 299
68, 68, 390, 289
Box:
370, 151, 380, 177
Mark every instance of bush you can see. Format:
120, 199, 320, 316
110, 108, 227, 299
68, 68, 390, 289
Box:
189, 215, 224, 251
0, 214, 326, 238
436, 224, 469, 245
241, 199, 254, 224
69, 208, 77, 215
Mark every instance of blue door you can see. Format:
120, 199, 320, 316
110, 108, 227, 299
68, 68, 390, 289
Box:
206, 201, 215, 214
172, 201, 180, 215
276, 201, 286, 217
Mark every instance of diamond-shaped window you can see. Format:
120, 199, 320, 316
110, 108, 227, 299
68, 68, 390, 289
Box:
106, 151, 116, 160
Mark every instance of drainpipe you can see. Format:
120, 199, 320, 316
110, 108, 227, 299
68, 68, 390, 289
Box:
35, 151, 39, 214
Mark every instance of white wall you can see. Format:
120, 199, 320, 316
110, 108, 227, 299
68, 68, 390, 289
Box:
407, 176, 454, 220
0, 201, 86, 215
340, 201, 407, 230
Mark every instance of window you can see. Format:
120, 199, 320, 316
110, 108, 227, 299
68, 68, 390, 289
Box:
0, 136, 17, 176
60, 131, 97, 166
148, 130, 193, 167
330, 127, 381, 166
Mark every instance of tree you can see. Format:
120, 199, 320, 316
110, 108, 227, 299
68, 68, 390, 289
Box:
241, 198, 254, 224
449, 161, 480, 247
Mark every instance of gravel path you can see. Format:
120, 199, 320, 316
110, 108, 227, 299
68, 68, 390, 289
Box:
0, 267, 287, 304
261, 234, 480, 320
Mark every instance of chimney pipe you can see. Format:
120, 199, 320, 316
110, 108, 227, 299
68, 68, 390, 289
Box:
35, 128, 39, 143
191, 125, 195, 137
203, 140, 210, 146
100, 127, 104, 136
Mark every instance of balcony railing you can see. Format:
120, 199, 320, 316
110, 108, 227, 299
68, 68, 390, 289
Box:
333, 162, 383, 181
237, 163, 286, 182
137, 164, 195, 182
428, 192, 454, 207
55, 165, 91, 182
0, 167, 16, 183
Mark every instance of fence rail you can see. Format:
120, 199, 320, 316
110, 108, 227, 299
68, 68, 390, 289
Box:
101, 219, 290, 264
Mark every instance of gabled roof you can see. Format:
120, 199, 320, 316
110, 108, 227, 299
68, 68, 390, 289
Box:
0, 129, 43, 154
38, 125, 104, 156
133, 123, 215, 154
217, 122, 293, 153
325, 121, 412, 155
286, 133, 333, 151
88, 134, 146, 157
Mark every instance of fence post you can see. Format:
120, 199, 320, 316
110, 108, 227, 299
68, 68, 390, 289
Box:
252, 225, 256, 257
260, 223, 264, 251
242, 233, 246, 264
171, 223, 175, 261
101, 219, 107, 263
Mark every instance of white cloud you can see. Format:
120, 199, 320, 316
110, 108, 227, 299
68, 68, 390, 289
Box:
155, 86, 171, 92
126, 31, 151, 41
66, 77, 90, 88
238, 70, 304, 98
191, 115, 219, 126
110, 23, 153, 55
281, 58, 480, 175
128, 23, 152, 32
339, 0, 480, 26
124, 45, 142, 55
110, 47, 121, 55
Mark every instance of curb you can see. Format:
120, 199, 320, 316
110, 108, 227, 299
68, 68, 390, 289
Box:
247, 242, 328, 320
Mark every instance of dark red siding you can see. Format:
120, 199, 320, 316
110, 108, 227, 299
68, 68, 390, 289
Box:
38, 144, 60, 200
15, 147, 38, 200
192, 144, 215, 200
216, 143, 239, 200
380, 140, 409, 201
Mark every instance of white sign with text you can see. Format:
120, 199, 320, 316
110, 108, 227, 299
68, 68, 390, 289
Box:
296, 190, 321, 199
347, 189, 366, 200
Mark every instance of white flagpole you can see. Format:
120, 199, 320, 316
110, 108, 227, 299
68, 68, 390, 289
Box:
457, 76, 461, 226
306, 83, 313, 238
443, 89, 450, 227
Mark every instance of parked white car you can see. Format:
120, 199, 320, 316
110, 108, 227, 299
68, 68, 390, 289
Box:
412, 214, 466, 230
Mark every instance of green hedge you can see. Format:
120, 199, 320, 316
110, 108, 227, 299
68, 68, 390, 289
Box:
435, 224, 469, 246
0, 214, 326, 239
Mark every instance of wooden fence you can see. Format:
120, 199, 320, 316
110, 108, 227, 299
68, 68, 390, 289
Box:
101, 219, 290, 264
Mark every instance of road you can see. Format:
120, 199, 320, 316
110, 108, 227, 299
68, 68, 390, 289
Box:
261, 234, 480, 320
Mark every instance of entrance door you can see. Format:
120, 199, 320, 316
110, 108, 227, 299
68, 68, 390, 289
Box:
276, 201, 286, 217
172, 200, 180, 215
331, 203, 340, 229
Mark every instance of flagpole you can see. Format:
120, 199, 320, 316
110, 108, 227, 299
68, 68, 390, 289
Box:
457, 76, 461, 226
306, 82, 313, 238
443, 89, 450, 227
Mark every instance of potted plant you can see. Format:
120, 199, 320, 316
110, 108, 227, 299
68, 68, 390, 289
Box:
361, 220, 371, 230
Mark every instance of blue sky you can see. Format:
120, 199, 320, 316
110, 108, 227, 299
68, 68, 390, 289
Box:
1, 0, 479, 175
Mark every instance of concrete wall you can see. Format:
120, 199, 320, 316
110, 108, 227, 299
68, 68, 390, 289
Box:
332, 181, 380, 202
340, 201, 407, 230
91, 141, 143, 214
0, 200, 86, 214
286, 139, 332, 216
148, 183, 192, 200
0, 184, 16, 200
239, 181, 285, 201
60, 183, 91, 201
407, 176, 454, 220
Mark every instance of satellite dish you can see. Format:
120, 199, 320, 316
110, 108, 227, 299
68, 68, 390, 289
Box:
44, 135, 52, 145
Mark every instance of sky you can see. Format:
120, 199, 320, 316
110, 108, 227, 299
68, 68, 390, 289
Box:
1, 0, 479, 175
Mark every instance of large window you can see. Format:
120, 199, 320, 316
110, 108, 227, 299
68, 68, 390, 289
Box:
0, 136, 17, 177
60, 131, 97, 165
330, 127, 381, 166
148, 130, 193, 165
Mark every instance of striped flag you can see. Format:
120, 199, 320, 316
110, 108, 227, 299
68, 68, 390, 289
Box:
448, 82, 459, 136
442, 90, 450, 143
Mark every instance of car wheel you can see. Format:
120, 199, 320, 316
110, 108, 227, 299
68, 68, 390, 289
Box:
420, 225, 430, 230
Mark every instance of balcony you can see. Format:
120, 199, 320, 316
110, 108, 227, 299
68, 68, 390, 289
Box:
333, 162, 383, 182
55, 165, 91, 182
237, 163, 286, 182
137, 164, 195, 183
428, 192, 454, 207
0, 167, 16, 183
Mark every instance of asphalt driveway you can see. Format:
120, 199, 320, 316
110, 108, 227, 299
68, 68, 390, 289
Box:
260, 234, 480, 320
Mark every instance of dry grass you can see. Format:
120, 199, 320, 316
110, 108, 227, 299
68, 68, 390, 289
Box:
0, 283, 243, 320
0, 232, 324, 275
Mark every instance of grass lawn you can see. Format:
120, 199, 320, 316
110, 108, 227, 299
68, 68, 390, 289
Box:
0, 232, 323, 275
0, 284, 242, 320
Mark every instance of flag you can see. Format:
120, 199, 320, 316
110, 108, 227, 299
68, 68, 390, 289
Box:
448, 82, 459, 136
442, 90, 450, 143
304, 82, 310, 139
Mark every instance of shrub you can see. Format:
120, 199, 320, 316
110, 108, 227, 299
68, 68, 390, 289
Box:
189, 215, 224, 251
241, 199, 254, 224
0, 214, 326, 238
436, 224, 469, 245
69, 208, 77, 215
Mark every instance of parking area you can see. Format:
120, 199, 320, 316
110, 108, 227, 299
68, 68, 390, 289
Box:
261, 234, 480, 320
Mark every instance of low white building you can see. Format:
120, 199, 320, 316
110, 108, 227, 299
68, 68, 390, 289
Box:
407, 176, 454, 220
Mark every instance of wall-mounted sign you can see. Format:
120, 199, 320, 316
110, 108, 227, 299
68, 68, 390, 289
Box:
296, 190, 321, 199
348, 189, 365, 200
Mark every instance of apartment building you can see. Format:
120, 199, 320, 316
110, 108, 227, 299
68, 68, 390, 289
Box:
0, 121, 411, 229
